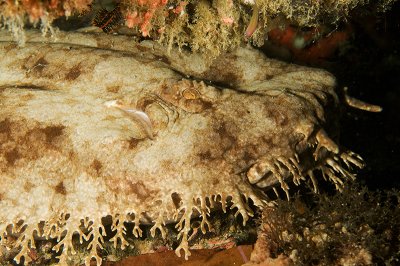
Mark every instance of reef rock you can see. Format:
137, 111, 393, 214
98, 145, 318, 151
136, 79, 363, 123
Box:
0, 29, 362, 265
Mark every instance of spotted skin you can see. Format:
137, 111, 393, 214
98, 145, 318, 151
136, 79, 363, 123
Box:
0, 30, 362, 265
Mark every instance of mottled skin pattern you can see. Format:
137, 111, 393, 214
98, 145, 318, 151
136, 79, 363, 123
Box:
0, 30, 362, 265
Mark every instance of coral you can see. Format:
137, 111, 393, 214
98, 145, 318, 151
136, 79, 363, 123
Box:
186, 0, 241, 58
0, 0, 92, 44
247, 184, 400, 265
124, 0, 168, 37
265, 25, 354, 65
0, 0, 397, 57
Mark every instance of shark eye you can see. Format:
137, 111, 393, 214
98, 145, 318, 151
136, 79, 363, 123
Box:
181, 88, 200, 100
159, 80, 214, 113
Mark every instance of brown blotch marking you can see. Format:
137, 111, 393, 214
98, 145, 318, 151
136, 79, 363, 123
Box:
216, 122, 237, 145
242, 151, 255, 165
273, 109, 288, 127
201, 100, 213, 110
65, 64, 82, 81
91, 159, 103, 175
3, 43, 18, 52
196, 149, 224, 163
96, 194, 107, 206
55, 181, 67, 195
259, 73, 275, 81
21, 54, 34, 70
171, 192, 182, 209
105, 115, 118, 122
21, 55, 54, 79
212, 178, 220, 186
261, 136, 275, 147
278, 114, 289, 127
41, 125, 65, 144
265, 106, 289, 127
0, 119, 12, 136
0, 120, 69, 171
5, 148, 20, 166
24, 181, 34, 193
154, 55, 171, 65
229, 143, 260, 173
68, 151, 76, 161
106, 85, 121, 93
128, 181, 159, 202
194, 120, 238, 163
202, 55, 243, 87
100, 53, 112, 60
20, 93, 35, 102
198, 150, 213, 161
160, 159, 173, 170
32, 57, 48, 74
127, 137, 141, 149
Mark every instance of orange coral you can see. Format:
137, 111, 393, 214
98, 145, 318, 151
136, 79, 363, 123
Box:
1, 0, 92, 23
125, 0, 169, 37
267, 25, 353, 64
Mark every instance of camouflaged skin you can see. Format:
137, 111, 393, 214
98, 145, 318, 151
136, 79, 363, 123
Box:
0, 30, 362, 265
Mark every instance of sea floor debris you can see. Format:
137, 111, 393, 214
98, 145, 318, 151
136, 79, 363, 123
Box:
244, 184, 400, 266
0, 29, 364, 265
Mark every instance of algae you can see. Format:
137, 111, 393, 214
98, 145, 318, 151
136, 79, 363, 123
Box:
0, 0, 397, 58
253, 183, 400, 265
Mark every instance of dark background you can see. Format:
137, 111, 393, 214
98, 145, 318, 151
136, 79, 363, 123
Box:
261, 1, 400, 191
337, 2, 400, 190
